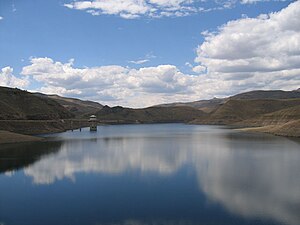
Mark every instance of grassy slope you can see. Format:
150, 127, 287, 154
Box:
96, 106, 207, 123
238, 120, 300, 137
0, 87, 74, 120
207, 99, 300, 124
157, 90, 300, 113
0, 119, 90, 135
1, 86, 299, 138
34, 93, 103, 118
157, 98, 226, 113
0, 130, 43, 144
190, 98, 300, 137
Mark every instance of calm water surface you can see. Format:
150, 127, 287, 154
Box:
0, 124, 299, 225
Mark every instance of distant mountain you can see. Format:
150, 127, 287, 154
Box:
0, 86, 74, 120
34, 93, 103, 118
189, 96, 300, 137
240, 105, 300, 126
1, 86, 299, 137
191, 98, 300, 125
157, 89, 300, 112
157, 98, 227, 113
96, 105, 207, 123
229, 90, 300, 100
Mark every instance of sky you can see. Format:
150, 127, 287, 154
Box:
0, 0, 299, 107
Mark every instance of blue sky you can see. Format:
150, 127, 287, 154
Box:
0, 0, 299, 107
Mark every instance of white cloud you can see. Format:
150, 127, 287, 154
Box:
185, 62, 193, 68
21, 57, 198, 107
192, 65, 206, 73
63, 0, 287, 19
129, 59, 150, 64
0, 16, 3, 20
194, 1, 300, 88
20, 2, 300, 107
64, 0, 199, 18
12, 4, 17, 12
21, 56, 300, 107
129, 52, 156, 64
23, 128, 300, 225
240, 0, 289, 3
0, 67, 29, 88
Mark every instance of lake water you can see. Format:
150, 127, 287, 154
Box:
0, 124, 300, 225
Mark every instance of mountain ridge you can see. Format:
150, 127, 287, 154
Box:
33, 93, 103, 118
0, 86, 299, 137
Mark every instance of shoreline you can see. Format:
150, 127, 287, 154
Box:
236, 121, 300, 138
0, 119, 90, 135
0, 120, 299, 145
0, 130, 44, 144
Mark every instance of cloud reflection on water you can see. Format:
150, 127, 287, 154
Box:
22, 128, 300, 225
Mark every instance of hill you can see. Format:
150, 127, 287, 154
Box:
239, 105, 300, 126
238, 120, 300, 138
0, 86, 74, 120
96, 105, 207, 123
156, 89, 300, 137
197, 99, 300, 124
230, 90, 300, 100
0, 130, 43, 144
0, 86, 299, 138
189, 98, 300, 137
157, 89, 300, 112
34, 93, 103, 118
157, 98, 226, 113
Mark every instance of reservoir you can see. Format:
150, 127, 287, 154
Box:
0, 124, 299, 225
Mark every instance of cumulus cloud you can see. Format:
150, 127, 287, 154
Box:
21, 57, 198, 107
129, 59, 150, 64
23, 128, 300, 225
64, 0, 200, 18
63, 0, 286, 19
192, 65, 206, 73
21, 56, 299, 107
194, 1, 300, 89
19, 1, 300, 107
0, 67, 29, 88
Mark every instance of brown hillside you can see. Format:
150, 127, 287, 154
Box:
234, 105, 300, 127
158, 98, 226, 113
34, 93, 103, 118
206, 99, 300, 124
230, 90, 300, 100
0, 87, 74, 120
239, 120, 300, 138
156, 89, 300, 112
96, 106, 207, 123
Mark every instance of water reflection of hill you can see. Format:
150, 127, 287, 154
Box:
2, 126, 300, 225
21, 129, 300, 225
0, 141, 61, 174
